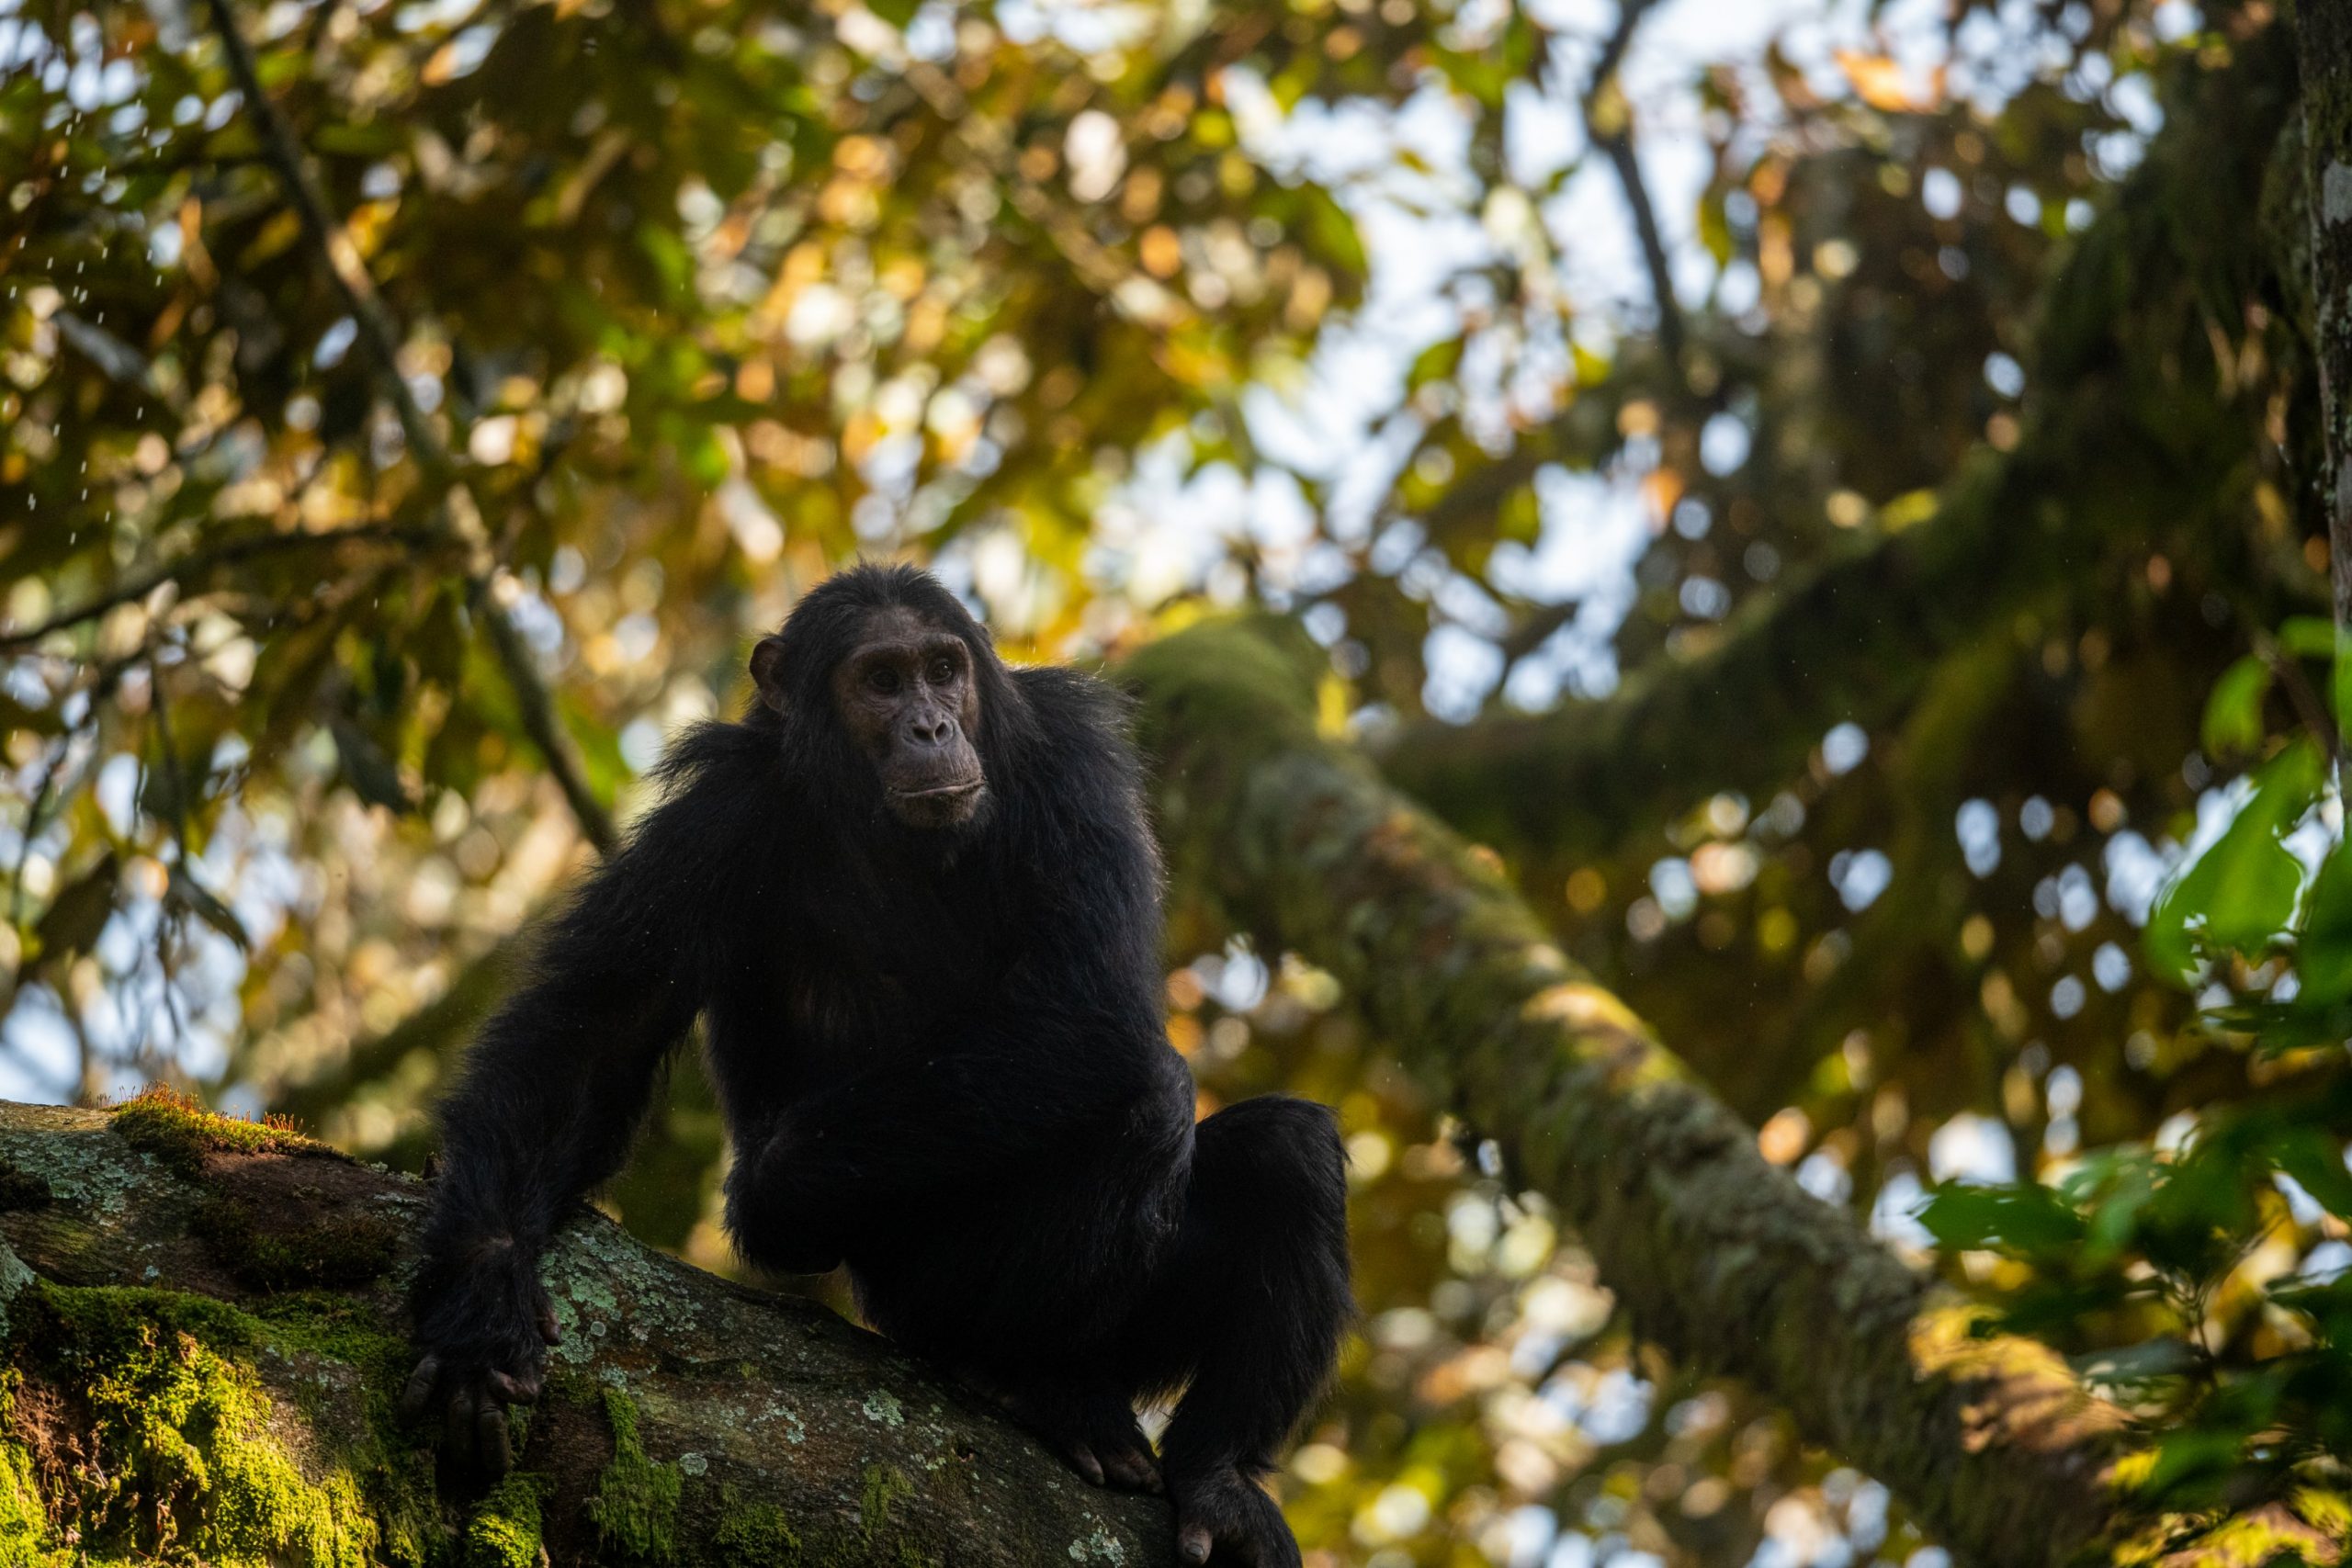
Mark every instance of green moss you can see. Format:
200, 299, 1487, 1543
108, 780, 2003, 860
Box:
193, 1196, 401, 1292
712, 1483, 800, 1568
461, 1472, 549, 1568
0, 1436, 51, 1567
0, 1160, 51, 1212
4, 1283, 445, 1568
11, 1282, 374, 1566
109, 1086, 329, 1178
858, 1461, 913, 1541
250, 1294, 441, 1567
589, 1387, 681, 1563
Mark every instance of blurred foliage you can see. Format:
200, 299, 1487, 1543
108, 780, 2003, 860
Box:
2, 0, 2348, 1562
1917, 628, 2352, 1543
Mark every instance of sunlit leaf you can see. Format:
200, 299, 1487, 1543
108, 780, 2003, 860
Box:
2198, 654, 2269, 759
2145, 739, 2322, 984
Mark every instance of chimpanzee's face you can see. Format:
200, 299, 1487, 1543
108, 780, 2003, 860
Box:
827, 607, 987, 829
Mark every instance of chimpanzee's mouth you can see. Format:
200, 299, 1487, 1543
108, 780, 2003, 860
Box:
889, 779, 985, 801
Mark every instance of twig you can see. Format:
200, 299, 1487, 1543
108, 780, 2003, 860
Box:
202, 0, 451, 485
200, 0, 617, 853
1583, 0, 1684, 367
0, 524, 437, 650
146, 659, 195, 1054
2256, 628, 2341, 771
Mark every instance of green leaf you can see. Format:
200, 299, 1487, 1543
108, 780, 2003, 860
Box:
167, 865, 249, 953
2144, 739, 2323, 983
331, 716, 417, 815
2335, 624, 2352, 747
2070, 1337, 2200, 1388
2276, 615, 2336, 659
2199, 654, 2270, 758
1407, 338, 1462, 392
2297, 829, 2352, 1006
28, 852, 119, 979
2276, 1128, 2352, 1221
1917, 1184, 2085, 1256
1296, 186, 1366, 279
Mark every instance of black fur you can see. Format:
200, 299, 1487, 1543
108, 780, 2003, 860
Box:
410, 564, 1351, 1565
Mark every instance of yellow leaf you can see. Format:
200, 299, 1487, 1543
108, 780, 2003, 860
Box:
1833, 50, 1942, 113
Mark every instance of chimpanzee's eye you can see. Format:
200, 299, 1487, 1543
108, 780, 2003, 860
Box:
867, 667, 900, 695
928, 656, 956, 684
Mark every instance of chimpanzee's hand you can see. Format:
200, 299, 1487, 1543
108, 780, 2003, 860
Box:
401, 1296, 561, 1479
1170, 1465, 1304, 1568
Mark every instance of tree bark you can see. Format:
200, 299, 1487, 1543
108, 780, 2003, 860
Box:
2303, 0, 2352, 625
0, 1095, 1172, 1567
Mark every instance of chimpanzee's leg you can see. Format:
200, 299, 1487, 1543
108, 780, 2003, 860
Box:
1124, 1096, 1351, 1567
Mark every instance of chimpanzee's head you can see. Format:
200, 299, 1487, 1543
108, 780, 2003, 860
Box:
750, 565, 1002, 830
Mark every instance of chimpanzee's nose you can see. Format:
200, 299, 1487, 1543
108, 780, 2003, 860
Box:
910, 712, 955, 746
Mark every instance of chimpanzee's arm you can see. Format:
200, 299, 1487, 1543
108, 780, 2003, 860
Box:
405, 726, 765, 1472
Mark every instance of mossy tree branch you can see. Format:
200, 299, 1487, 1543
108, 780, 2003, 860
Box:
1377, 29, 2299, 861
0, 1096, 1174, 1567
1129, 619, 2339, 1568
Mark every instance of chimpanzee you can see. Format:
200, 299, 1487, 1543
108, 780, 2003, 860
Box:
402, 563, 1351, 1566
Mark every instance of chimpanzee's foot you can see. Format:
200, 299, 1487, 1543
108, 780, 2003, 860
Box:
1168, 1463, 1300, 1568
989, 1383, 1162, 1494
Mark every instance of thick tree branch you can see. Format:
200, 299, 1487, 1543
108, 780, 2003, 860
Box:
1381, 28, 2298, 859
1133, 620, 2168, 1567
0, 1097, 1176, 1564
201, 0, 616, 852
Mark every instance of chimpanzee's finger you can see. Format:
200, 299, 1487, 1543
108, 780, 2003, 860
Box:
444, 1382, 479, 1467
1177, 1523, 1213, 1564
537, 1304, 561, 1345
1062, 1442, 1105, 1487
486, 1369, 540, 1405
398, 1355, 441, 1421
1101, 1444, 1162, 1494
477, 1400, 514, 1478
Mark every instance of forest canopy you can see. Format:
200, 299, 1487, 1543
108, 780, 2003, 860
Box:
3, 0, 2352, 1563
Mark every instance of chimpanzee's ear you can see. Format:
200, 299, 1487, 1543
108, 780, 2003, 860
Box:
749, 636, 789, 717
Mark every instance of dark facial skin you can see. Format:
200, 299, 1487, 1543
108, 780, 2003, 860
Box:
806, 607, 986, 829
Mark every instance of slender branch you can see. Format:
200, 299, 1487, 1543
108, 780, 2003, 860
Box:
1583, 0, 1684, 367
0, 525, 438, 650
199, 0, 616, 852
201, 0, 448, 485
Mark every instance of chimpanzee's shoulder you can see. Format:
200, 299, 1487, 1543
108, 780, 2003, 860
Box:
1009, 664, 1138, 756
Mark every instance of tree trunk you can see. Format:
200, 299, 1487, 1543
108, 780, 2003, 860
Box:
0, 1095, 1172, 1567
2303, 0, 2352, 624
